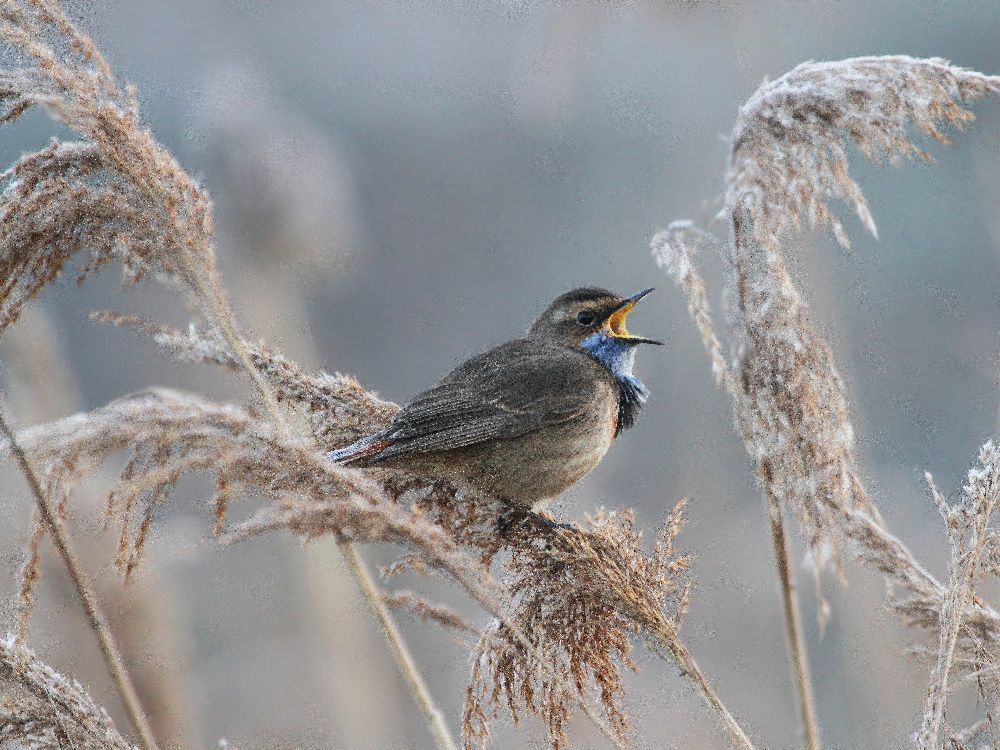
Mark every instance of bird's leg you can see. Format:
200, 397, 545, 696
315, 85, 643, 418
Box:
496, 505, 577, 540
496, 505, 531, 538
533, 512, 578, 534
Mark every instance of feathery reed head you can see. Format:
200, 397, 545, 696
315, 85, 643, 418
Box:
0, 633, 136, 750
0, 1, 229, 333
464, 505, 690, 750
727, 56, 1000, 250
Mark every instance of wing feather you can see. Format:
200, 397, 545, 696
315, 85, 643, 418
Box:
355, 339, 601, 463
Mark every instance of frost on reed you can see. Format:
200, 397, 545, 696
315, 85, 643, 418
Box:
657, 55, 1000, 573
726, 56, 1000, 251
0, 0, 281, 426
0, 2, 218, 326
724, 56, 997, 573
0, 633, 136, 750
89, 311, 399, 450
655, 55, 1000, 747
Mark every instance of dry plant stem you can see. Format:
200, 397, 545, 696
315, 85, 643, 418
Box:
646, 620, 758, 750
0, 405, 160, 750
919, 561, 972, 750
767, 503, 822, 750
918, 461, 1000, 750
186, 271, 288, 438
342, 542, 459, 750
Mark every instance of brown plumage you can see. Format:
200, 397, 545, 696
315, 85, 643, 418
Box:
329, 287, 660, 507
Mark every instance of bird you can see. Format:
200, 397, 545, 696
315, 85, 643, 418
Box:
328, 287, 661, 511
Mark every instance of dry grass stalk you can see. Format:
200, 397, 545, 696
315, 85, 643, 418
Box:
343, 542, 460, 750
655, 55, 1000, 748
655, 220, 825, 750
0, 405, 159, 750
0, 2, 455, 744
918, 443, 1000, 749
0, 632, 137, 750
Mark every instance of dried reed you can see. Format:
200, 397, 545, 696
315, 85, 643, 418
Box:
0, 633, 136, 750
0, 1, 453, 745
918, 443, 1000, 749
0, 403, 160, 750
656, 55, 1000, 749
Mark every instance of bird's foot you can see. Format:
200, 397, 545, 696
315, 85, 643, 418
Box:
496, 507, 527, 538
497, 507, 577, 540
534, 514, 577, 534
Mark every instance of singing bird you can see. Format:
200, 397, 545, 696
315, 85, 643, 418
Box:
328, 287, 661, 509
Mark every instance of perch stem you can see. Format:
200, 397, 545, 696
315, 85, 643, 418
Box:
188, 257, 458, 750
342, 542, 459, 750
0, 404, 161, 750
767, 500, 823, 750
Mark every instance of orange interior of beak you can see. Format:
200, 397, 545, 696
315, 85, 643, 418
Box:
606, 302, 636, 338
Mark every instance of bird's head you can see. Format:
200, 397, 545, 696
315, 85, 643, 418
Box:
529, 286, 661, 376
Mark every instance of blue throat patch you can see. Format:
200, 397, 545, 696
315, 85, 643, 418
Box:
580, 333, 649, 436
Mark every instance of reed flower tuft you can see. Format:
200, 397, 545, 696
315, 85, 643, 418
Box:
658, 53, 1000, 749
0, 633, 136, 750
464, 504, 690, 750
727, 55, 1000, 250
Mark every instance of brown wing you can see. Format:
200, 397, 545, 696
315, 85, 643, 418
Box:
335, 339, 603, 464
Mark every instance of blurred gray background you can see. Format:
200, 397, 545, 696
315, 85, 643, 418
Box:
1, 1, 999, 748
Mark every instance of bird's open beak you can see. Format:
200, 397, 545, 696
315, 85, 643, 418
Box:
604, 288, 663, 345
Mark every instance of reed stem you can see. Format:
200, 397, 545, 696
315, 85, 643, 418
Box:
193, 279, 456, 750
646, 618, 759, 750
342, 542, 459, 750
766, 500, 822, 750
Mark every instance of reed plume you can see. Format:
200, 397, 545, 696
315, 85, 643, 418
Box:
918, 441, 1000, 749
0, 633, 136, 750
655, 55, 1000, 749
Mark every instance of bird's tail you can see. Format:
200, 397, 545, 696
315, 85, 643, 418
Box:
326, 433, 394, 464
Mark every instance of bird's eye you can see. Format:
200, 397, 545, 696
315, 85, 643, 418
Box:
576, 311, 596, 326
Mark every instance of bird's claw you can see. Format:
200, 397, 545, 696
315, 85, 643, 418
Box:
496, 507, 578, 540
